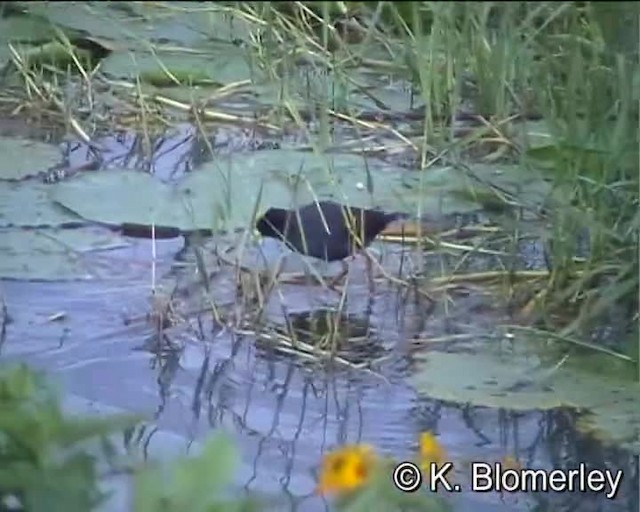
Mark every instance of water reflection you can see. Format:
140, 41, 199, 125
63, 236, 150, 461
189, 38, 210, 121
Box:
1, 124, 637, 511
2, 259, 638, 512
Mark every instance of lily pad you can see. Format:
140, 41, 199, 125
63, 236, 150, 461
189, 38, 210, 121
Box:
352, 76, 423, 114
518, 119, 556, 151
205, 150, 486, 220
0, 137, 62, 180
0, 181, 82, 228
0, 227, 129, 280
410, 344, 640, 453
0, 13, 63, 45
49, 151, 540, 234
48, 167, 288, 232
458, 163, 551, 207
46, 152, 386, 232
49, 171, 190, 229
22, 2, 150, 45
24, 2, 251, 48
101, 46, 257, 87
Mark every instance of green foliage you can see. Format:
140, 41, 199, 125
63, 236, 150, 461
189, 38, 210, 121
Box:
0, 364, 456, 512
520, 3, 638, 348
0, 364, 263, 512
134, 434, 259, 512
243, 0, 638, 365
1, 0, 638, 505
377, 1, 638, 352
0, 364, 140, 511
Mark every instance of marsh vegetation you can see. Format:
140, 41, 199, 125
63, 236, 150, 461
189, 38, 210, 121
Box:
0, 2, 638, 511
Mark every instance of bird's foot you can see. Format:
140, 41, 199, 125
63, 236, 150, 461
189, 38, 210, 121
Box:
326, 262, 349, 291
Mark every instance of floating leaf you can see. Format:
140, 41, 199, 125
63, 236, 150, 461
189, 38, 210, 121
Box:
48, 151, 551, 237
410, 343, 640, 453
0, 227, 129, 280
48, 152, 400, 232
0, 13, 63, 44
102, 46, 257, 87
24, 2, 252, 47
0, 181, 81, 228
0, 137, 61, 180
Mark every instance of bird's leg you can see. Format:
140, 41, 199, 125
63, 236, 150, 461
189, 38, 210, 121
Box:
364, 250, 375, 293
327, 260, 349, 290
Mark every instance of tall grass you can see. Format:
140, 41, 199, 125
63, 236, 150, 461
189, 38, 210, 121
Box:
237, 1, 639, 367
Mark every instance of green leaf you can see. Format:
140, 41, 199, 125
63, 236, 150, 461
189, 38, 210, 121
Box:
134, 433, 243, 512
0, 365, 142, 512
24, 2, 252, 47
0, 227, 130, 280
0, 137, 61, 180
410, 341, 640, 453
0, 13, 62, 44
48, 153, 553, 240
102, 46, 257, 87
0, 181, 81, 228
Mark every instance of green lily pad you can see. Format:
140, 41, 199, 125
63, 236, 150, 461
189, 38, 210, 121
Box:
101, 46, 257, 87
351, 77, 422, 114
0, 13, 63, 44
393, 163, 552, 216
577, 400, 640, 455
0, 227, 129, 280
49, 151, 545, 234
0, 181, 82, 228
0, 137, 61, 180
47, 151, 395, 232
202, 150, 483, 220
48, 166, 290, 232
23, 2, 192, 47
22, 2, 149, 45
24, 2, 252, 48
443, 163, 553, 215
462, 163, 551, 203
410, 344, 640, 453
49, 171, 191, 229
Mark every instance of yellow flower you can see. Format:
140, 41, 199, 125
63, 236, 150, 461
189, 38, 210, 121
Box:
316, 444, 377, 496
500, 455, 522, 471
419, 432, 447, 474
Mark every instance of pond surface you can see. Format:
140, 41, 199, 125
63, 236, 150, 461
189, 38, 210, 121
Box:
1, 126, 637, 512
0, 3, 638, 509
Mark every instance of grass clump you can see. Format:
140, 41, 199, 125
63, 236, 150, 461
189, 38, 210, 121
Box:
240, 1, 638, 362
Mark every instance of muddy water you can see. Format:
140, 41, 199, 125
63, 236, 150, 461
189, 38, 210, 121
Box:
1, 129, 637, 512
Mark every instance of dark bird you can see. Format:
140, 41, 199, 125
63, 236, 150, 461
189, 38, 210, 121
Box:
256, 200, 405, 263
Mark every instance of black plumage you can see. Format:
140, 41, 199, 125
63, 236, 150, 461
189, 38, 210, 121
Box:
256, 200, 404, 262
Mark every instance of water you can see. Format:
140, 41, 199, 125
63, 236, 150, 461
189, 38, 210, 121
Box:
2, 234, 637, 511
0, 124, 637, 512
